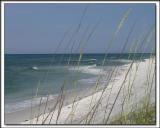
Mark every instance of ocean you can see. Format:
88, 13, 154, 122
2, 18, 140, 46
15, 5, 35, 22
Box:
5, 53, 151, 113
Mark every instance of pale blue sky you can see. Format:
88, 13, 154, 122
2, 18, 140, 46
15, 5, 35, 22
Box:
5, 3, 155, 54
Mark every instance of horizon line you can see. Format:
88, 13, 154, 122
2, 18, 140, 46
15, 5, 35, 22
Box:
5, 52, 155, 55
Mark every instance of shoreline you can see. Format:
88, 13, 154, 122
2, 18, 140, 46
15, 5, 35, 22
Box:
5, 57, 155, 124
5, 62, 129, 124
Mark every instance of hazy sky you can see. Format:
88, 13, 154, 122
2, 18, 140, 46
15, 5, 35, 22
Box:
5, 3, 155, 54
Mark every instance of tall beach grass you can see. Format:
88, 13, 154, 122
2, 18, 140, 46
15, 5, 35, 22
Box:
25, 6, 156, 125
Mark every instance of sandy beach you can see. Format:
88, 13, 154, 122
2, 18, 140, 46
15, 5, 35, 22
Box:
5, 58, 155, 124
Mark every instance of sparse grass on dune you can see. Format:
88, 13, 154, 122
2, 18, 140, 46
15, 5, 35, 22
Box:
110, 103, 156, 124
119, 27, 156, 124
76, 9, 132, 124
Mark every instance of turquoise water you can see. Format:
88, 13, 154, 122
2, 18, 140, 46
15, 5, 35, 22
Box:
5, 53, 151, 113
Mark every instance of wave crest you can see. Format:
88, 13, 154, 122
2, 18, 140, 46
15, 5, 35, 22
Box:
69, 64, 104, 75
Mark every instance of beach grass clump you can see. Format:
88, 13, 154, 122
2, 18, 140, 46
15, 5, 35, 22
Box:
109, 102, 156, 124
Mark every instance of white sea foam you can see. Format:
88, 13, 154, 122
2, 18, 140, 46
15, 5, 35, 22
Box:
5, 94, 57, 113
69, 64, 105, 75
79, 77, 98, 84
31, 66, 39, 70
110, 59, 132, 63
